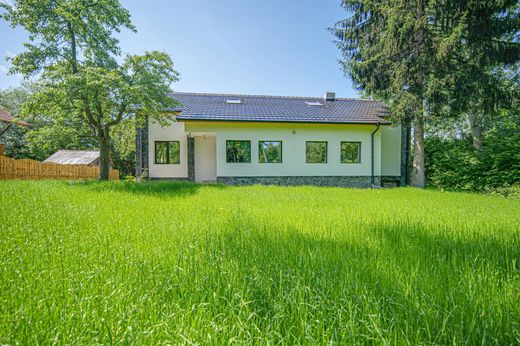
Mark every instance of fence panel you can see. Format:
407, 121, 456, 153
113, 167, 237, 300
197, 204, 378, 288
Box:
0, 155, 119, 180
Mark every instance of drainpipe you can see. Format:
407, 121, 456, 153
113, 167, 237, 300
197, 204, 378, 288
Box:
371, 122, 381, 188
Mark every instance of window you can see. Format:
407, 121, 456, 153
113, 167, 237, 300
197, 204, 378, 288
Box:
305, 101, 323, 106
306, 141, 327, 163
226, 140, 251, 163
155, 141, 180, 164
258, 141, 282, 163
341, 142, 361, 163
226, 99, 242, 104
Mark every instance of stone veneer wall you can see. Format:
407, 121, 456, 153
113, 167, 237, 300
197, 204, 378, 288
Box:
217, 176, 401, 188
187, 136, 195, 181
135, 118, 149, 179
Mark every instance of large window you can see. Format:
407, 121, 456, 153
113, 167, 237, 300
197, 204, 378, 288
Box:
258, 141, 282, 163
306, 141, 327, 163
341, 142, 361, 163
155, 141, 180, 164
226, 140, 251, 163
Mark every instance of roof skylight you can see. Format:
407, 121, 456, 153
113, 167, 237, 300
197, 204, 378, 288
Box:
305, 101, 323, 106
226, 99, 242, 104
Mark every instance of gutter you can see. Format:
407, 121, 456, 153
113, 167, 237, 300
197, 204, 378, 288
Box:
178, 118, 391, 125
370, 121, 381, 188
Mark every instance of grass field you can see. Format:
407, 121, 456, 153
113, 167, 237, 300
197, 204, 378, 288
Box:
1, 180, 519, 344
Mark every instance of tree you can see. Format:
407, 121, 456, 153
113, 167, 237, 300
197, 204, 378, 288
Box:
0, 84, 33, 158
332, 0, 520, 187
438, 0, 520, 151
1, 0, 180, 180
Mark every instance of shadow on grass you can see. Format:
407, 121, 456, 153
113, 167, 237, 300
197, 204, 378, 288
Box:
69, 180, 227, 197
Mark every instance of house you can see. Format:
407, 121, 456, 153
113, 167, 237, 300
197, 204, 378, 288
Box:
136, 92, 408, 187
0, 110, 29, 138
0, 110, 31, 156
44, 150, 101, 166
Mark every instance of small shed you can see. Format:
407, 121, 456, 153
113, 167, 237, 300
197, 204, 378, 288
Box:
44, 150, 101, 166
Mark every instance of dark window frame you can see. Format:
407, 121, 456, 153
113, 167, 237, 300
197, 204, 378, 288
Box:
226, 140, 252, 163
258, 140, 283, 163
306, 141, 328, 164
340, 141, 362, 163
154, 141, 180, 164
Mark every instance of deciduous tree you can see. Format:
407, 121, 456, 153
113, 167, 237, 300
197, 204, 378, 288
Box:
1, 0, 180, 179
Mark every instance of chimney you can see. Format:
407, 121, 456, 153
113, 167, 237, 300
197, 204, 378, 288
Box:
324, 91, 336, 101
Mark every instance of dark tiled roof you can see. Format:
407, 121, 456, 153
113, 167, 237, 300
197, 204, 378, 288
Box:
170, 92, 389, 124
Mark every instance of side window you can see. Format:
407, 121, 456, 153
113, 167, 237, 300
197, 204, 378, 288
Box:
226, 140, 251, 163
258, 141, 282, 163
341, 142, 361, 163
155, 141, 180, 164
306, 141, 327, 163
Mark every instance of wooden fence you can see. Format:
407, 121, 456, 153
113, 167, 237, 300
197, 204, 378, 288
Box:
0, 155, 119, 180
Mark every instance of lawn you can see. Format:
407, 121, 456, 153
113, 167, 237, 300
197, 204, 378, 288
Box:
0, 180, 519, 344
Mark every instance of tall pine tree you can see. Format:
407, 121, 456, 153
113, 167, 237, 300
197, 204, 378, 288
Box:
332, 0, 520, 187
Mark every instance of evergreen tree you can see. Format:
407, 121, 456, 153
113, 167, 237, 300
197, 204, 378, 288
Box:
332, 0, 520, 187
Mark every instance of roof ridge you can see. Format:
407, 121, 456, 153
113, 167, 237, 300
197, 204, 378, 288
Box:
170, 91, 381, 103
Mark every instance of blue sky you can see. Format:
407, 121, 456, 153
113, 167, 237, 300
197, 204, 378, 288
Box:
0, 0, 357, 98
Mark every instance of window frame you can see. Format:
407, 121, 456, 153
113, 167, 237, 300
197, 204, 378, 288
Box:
340, 141, 361, 164
258, 140, 283, 164
154, 140, 180, 165
225, 140, 252, 163
305, 141, 328, 164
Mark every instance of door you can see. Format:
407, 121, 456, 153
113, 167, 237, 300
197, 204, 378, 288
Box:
194, 135, 217, 182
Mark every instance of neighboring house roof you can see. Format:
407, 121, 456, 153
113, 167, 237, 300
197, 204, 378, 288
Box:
43, 150, 100, 165
171, 92, 390, 124
0, 110, 29, 127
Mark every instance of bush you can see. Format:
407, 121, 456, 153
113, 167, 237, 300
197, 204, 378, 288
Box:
425, 121, 520, 193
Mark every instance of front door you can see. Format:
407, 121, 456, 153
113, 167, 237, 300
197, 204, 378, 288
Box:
194, 135, 217, 182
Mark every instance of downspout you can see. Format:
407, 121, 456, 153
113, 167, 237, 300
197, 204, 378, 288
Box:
371, 121, 381, 188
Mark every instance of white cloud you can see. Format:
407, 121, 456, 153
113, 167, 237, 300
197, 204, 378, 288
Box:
0, 65, 8, 74
5, 50, 16, 59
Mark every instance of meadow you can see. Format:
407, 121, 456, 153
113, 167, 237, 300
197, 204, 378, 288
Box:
0, 180, 519, 344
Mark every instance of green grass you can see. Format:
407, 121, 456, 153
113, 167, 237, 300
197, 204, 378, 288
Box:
1, 180, 519, 344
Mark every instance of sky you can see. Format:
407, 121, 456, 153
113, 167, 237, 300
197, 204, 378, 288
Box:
0, 0, 358, 98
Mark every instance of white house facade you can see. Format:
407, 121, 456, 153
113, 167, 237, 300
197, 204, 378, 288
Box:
136, 92, 409, 187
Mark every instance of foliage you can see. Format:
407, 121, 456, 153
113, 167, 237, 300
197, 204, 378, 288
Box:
426, 107, 520, 191
110, 117, 136, 177
1, 181, 519, 344
1, 0, 180, 180
226, 140, 251, 163
0, 85, 136, 175
258, 141, 282, 163
332, 0, 520, 187
0, 84, 33, 158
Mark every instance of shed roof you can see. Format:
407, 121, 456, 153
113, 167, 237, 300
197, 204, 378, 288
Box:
43, 150, 100, 165
171, 92, 389, 124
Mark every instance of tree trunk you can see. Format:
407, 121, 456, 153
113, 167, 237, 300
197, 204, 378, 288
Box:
411, 112, 425, 188
468, 112, 483, 150
99, 130, 111, 181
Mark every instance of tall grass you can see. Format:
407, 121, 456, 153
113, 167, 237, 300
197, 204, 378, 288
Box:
1, 180, 519, 344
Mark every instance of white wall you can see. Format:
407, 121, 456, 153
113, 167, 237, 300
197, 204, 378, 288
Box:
148, 118, 188, 179
185, 122, 391, 177
381, 125, 402, 176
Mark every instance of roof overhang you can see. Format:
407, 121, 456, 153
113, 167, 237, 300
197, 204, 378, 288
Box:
177, 117, 391, 125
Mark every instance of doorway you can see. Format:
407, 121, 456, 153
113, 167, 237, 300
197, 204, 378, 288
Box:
194, 134, 217, 182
